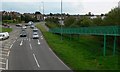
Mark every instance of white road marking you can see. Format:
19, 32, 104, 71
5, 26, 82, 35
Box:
0, 62, 6, 65
33, 54, 40, 68
0, 68, 5, 70
41, 36, 42, 38
0, 57, 6, 60
16, 37, 17, 40
20, 39, 23, 46
29, 38, 31, 42
37, 39, 40, 45
48, 47, 71, 70
10, 44, 13, 49
6, 59, 8, 70
13, 40, 16, 44
0, 54, 7, 57
0, 51, 8, 54
41, 37, 43, 39
7, 51, 10, 56
3, 48, 9, 51
29, 44, 32, 50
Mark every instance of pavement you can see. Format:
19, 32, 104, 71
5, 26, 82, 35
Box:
0, 23, 71, 71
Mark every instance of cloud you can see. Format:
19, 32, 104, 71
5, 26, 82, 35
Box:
2, 0, 120, 2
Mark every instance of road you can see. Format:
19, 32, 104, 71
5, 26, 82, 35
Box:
8, 24, 70, 70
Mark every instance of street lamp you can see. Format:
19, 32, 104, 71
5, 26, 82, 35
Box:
41, 1, 44, 21
60, 0, 63, 41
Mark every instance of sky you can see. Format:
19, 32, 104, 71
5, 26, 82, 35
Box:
1, 0, 120, 15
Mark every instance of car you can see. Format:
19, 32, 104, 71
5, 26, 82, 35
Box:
16, 24, 22, 27
0, 32, 9, 40
33, 28, 38, 32
20, 30, 27, 37
22, 26, 27, 29
2, 23, 10, 28
30, 25, 34, 29
28, 21, 33, 26
33, 32, 39, 39
25, 24, 29, 26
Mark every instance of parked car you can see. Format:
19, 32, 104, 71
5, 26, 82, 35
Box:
2, 23, 10, 28
0, 32, 9, 40
20, 30, 27, 37
16, 24, 22, 27
33, 32, 39, 39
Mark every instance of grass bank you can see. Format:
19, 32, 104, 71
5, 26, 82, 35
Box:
36, 24, 119, 70
0, 27, 12, 33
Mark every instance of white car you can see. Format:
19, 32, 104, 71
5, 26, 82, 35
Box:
33, 32, 39, 39
22, 26, 27, 29
0, 32, 9, 40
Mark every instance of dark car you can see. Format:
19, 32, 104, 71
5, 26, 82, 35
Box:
20, 30, 27, 37
16, 24, 22, 27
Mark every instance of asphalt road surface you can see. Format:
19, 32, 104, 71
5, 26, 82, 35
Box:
8, 24, 70, 70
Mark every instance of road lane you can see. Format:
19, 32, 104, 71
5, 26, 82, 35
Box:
8, 38, 39, 70
8, 24, 70, 70
29, 27, 70, 70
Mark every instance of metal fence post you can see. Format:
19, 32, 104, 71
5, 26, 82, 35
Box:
103, 35, 106, 56
113, 36, 117, 55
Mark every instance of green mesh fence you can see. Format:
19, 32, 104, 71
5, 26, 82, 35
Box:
49, 26, 120, 36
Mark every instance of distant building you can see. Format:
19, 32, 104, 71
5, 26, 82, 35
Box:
118, 1, 120, 8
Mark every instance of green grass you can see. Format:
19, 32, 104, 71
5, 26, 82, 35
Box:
0, 27, 12, 33
36, 24, 119, 70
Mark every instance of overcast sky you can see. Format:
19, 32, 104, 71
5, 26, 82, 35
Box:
1, 0, 120, 15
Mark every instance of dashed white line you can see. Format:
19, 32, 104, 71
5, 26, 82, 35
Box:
29, 38, 31, 42
29, 44, 32, 50
20, 39, 23, 46
33, 54, 40, 68
37, 40, 40, 45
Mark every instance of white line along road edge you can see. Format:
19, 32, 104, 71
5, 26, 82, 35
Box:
48, 47, 71, 70
33, 54, 40, 68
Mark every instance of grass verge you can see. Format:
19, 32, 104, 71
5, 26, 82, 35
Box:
0, 27, 12, 33
36, 24, 119, 70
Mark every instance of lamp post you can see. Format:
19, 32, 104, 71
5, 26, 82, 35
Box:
60, 0, 63, 41
41, 1, 44, 21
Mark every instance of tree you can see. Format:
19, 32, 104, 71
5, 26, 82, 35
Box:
103, 7, 120, 26
64, 16, 76, 27
80, 17, 93, 27
35, 11, 41, 15
92, 17, 103, 26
